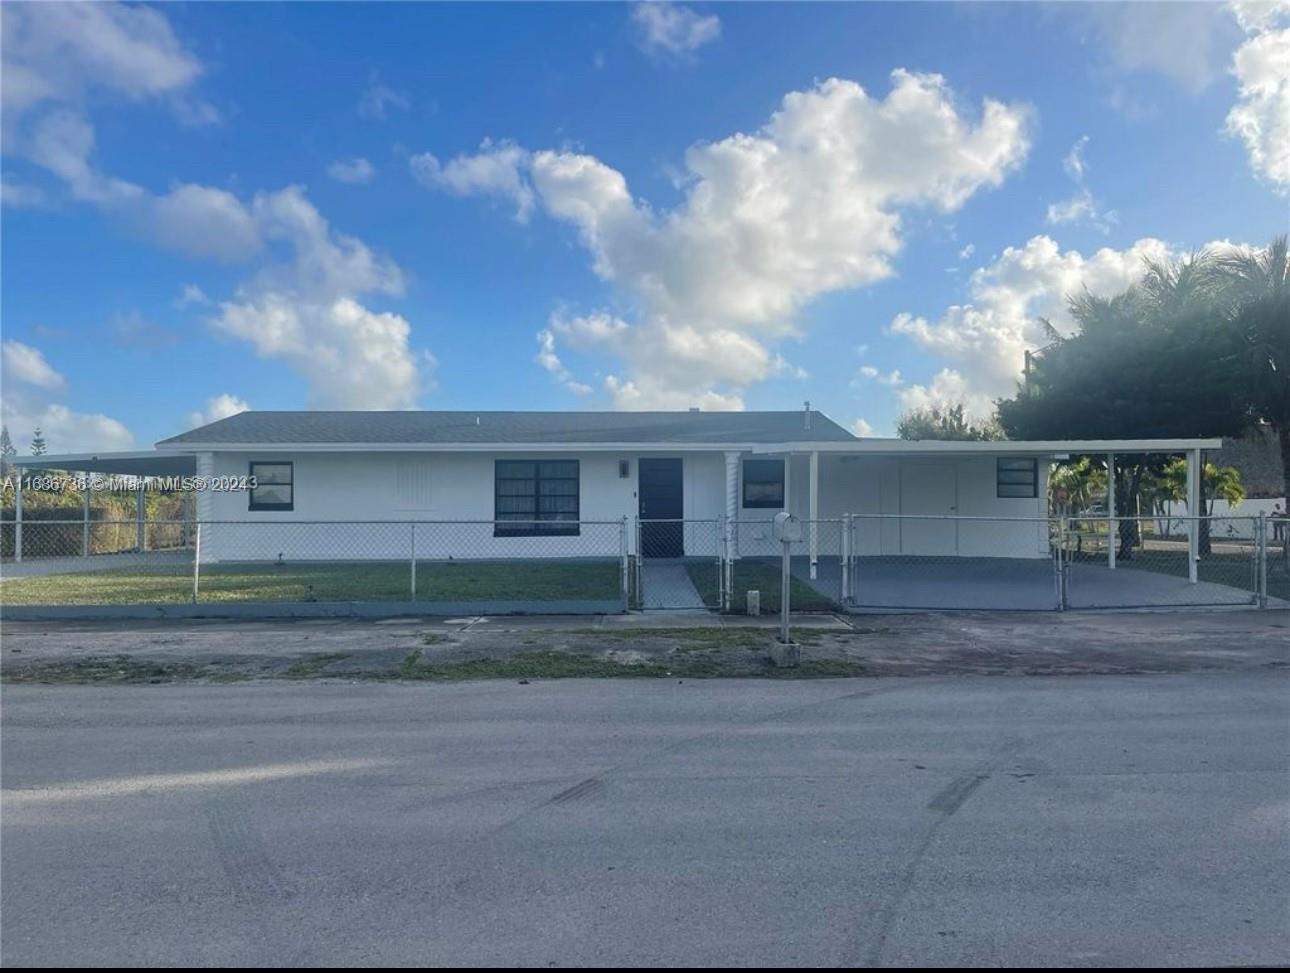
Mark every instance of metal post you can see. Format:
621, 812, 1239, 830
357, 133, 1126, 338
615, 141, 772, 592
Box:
192, 523, 202, 604
410, 523, 417, 600
14, 470, 22, 562
620, 516, 629, 611
808, 450, 819, 580
780, 536, 791, 645
1106, 452, 1116, 570
717, 514, 727, 612
633, 517, 642, 610
1257, 512, 1268, 609
1186, 448, 1201, 583
135, 482, 146, 552
1053, 516, 1066, 611
82, 477, 91, 557
841, 513, 851, 603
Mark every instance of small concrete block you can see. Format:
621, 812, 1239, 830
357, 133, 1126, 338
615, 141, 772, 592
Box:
769, 640, 800, 668
746, 590, 761, 616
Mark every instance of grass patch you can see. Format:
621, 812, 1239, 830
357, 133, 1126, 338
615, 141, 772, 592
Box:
398, 648, 672, 681
281, 652, 351, 679
0, 559, 621, 606
3, 655, 207, 684
684, 560, 838, 613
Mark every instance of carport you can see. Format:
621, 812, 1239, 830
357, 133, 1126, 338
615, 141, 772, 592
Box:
8, 451, 198, 564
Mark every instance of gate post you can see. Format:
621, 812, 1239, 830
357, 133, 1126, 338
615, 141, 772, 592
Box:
1256, 512, 1268, 609
192, 523, 202, 604
633, 517, 642, 610
841, 513, 851, 604
1055, 516, 1068, 611
410, 523, 417, 600
620, 516, 629, 612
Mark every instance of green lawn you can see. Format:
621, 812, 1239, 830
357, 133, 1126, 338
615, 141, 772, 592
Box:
0, 559, 622, 606
684, 559, 838, 613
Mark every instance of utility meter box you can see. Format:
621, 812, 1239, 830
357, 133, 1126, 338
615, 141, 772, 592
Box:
773, 511, 802, 543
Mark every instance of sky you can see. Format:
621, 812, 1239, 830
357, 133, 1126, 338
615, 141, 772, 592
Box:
1, 0, 1287, 454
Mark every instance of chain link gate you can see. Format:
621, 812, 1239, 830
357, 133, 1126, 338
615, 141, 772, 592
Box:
631, 518, 722, 610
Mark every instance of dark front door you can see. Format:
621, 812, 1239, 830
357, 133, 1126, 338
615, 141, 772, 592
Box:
639, 458, 684, 558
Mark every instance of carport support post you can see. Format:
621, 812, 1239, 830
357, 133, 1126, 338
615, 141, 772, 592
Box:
13, 470, 22, 562
1106, 452, 1116, 570
808, 450, 819, 580
780, 535, 791, 645
1186, 448, 1200, 583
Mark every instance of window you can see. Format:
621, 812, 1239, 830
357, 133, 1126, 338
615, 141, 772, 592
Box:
997, 457, 1038, 498
742, 459, 785, 509
249, 461, 293, 511
494, 460, 579, 536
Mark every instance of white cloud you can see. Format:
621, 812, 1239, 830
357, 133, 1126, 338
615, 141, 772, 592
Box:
535, 328, 593, 396
212, 187, 430, 409
888, 235, 1250, 411
0, 176, 46, 208
175, 283, 209, 309
419, 71, 1030, 408
1080, 2, 1237, 93
0, 1, 207, 126
855, 365, 904, 387
1226, 2, 1290, 192
2, 340, 65, 391
631, 2, 721, 57
185, 393, 249, 430
1045, 136, 1118, 232
147, 182, 263, 260
897, 367, 996, 419
850, 417, 877, 438
1, 403, 134, 455
1, 341, 132, 453
410, 139, 533, 221
358, 72, 410, 119
958, 244, 975, 261
327, 157, 376, 184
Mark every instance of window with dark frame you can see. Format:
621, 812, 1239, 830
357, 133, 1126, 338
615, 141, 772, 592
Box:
248, 461, 294, 511
494, 460, 580, 536
742, 458, 786, 509
996, 457, 1038, 498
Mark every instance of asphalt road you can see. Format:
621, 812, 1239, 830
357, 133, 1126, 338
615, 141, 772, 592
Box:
2, 674, 1288, 967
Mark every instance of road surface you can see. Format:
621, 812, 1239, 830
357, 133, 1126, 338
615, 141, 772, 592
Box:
3, 674, 1288, 966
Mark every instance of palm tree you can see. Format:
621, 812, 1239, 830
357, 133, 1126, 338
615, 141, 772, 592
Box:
1217, 235, 1290, 500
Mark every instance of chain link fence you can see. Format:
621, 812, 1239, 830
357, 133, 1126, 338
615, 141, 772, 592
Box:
1, 514, 1279, 615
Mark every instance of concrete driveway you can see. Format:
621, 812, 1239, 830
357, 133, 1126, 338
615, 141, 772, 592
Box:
3, 673, 1287, 966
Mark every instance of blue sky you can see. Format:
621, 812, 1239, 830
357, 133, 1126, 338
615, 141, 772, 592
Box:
1, 1, 1286, 453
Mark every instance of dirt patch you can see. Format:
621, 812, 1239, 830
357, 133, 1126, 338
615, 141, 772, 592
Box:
1, 611, 1286, 684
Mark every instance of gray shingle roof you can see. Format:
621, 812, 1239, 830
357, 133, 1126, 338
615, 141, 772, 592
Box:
157, 410, 856, 447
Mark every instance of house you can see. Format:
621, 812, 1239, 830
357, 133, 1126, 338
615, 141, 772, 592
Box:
9, 407, 1217, 569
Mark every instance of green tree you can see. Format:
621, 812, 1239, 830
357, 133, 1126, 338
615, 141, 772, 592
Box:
1216, 235, 1289, 499
998, 250, 1249, 557
896, 403, 1004, 441
29, 428, 46, 457
0, 424, 14, 477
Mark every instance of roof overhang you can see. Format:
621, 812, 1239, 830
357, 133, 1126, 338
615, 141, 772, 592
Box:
12, 451, 198, 476
752, 438, 1224, 456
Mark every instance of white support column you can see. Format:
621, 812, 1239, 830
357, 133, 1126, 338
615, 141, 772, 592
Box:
82, 476, 91, 557
808, 450, 819, 579
724, 450, 739, 559
783, 453, 792, 514
135, 481, 146, 552
1106, 452, 1116, 570
14, 470, 22, 562
1186, 447, 1200, 583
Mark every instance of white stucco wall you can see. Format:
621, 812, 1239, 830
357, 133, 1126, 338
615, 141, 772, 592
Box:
193, 447, 1054, 562
199, 450, 727, 562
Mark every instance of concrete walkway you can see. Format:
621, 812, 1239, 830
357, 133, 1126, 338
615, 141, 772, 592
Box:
638, 559, 707, 610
